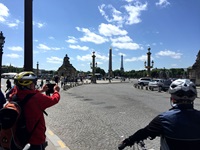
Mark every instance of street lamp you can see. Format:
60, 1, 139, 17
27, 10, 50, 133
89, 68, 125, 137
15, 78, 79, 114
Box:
144, 47, 154, 77
90, 51, 97, 83
0, 31, 5, 88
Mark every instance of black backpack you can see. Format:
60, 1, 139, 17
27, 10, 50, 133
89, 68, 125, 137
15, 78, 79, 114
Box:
0, 93, 37, 150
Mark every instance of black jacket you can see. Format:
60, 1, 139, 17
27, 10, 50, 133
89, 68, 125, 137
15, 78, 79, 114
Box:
128, 104, 200, 150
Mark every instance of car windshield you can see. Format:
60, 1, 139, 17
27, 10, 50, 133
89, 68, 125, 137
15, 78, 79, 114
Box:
164, 80, 172, 85
152, 79, 161, 82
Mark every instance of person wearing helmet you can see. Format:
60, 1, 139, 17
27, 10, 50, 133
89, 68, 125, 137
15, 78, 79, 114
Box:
9, 71, 60, 150
118, 79, 200, 150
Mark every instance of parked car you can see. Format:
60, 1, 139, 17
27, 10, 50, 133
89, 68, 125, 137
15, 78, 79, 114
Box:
148, 79, 165, 90
138, 77, 152, 86
160, 79, 173, 92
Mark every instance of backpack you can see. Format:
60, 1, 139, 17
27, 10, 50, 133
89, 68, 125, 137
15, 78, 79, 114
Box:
0, 93, 36, 150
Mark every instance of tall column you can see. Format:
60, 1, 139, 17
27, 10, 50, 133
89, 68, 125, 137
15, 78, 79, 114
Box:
24, 0, 33, 71
37, 62, 39, 77
120, 55, 124, 72
108, 47, 112, 82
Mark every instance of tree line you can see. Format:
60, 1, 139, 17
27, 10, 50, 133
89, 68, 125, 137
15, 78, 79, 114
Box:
2, 65, 187, 79
80, 67, 187, 79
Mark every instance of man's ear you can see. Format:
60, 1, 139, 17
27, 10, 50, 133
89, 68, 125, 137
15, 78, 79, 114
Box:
171, 97, 177, 103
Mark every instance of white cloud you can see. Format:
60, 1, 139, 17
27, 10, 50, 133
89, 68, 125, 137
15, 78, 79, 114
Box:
77, 52, 108, 62
5, 53, 22, 58
156, 50, 182, 59
155, 0, 170, 7
0, 4, 21, 28
51, 47, 61, 50
110, 35, 140, 50
48, 36, 55, 40
7, 19, 20, 28
37, 44, 60, 51
112, 42, 140, 50
0, 3, 9, 22
98, 4, 123, 25
110, 36, 132, 43
124, 1, 147, 25
66, 36, 78, 44
33, 21, 46, 28
98, 23, 127, 36
37, 44, 51, 50
98, 1, 147, 26
8, 46, 23, 51
76, 27, 109, 44
77, 54, 92, 61
125, 0, 134, 2
37, 23, 45, 28
69, 45, 89, 51
95, 53, 109, 61
46, 57, 62, 64
125, 55, 146, 62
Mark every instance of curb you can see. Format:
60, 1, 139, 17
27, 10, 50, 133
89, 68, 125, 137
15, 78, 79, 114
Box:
46, 127, 70, 150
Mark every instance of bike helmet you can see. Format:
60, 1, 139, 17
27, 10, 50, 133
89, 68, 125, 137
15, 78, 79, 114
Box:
169, 79, 197, 102
14, 71, 37, 86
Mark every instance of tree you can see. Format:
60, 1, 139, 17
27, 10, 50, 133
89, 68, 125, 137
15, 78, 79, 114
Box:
96, 67, 106, 76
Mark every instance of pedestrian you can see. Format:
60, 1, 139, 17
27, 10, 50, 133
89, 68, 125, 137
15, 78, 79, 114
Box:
0, 89, 6, 109
118, 79, 200, 150
60, 76, 64, 88
5, 79, 12, 93
9, 71, 60, 150
54, 75, 59, 84
40, 79, 44, 89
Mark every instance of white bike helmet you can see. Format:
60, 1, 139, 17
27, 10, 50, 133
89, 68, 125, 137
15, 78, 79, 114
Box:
169, 79, 197, 103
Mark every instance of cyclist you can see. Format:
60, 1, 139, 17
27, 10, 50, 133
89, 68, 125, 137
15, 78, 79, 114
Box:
118, 79, 200, 150
8, 71, 60, 150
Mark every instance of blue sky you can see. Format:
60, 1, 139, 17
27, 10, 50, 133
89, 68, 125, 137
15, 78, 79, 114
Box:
0, 0, 199, 72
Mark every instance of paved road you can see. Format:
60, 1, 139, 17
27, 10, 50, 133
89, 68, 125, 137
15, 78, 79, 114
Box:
43, 80, 200, 150
1, 78, 200, 150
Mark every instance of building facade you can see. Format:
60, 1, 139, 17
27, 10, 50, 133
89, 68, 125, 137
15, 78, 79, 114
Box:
188, 50, 200, 85
57, 54, 76, 78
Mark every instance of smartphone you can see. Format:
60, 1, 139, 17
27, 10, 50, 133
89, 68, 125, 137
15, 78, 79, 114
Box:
46, 83, 56, 94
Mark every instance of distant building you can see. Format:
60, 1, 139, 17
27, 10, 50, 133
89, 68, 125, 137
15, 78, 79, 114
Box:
57, 54, 76, 77
188, 50, 200, 85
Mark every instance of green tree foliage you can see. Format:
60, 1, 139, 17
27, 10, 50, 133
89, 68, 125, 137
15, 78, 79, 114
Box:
2, 65, 187, 79
96, 67, 106, 76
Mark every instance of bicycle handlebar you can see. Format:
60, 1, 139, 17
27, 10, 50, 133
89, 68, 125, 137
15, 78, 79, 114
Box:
118, 142, 127, 150
118, 140, 146, 150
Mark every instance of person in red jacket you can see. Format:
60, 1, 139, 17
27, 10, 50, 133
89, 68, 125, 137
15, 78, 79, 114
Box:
10, 71, 60, 150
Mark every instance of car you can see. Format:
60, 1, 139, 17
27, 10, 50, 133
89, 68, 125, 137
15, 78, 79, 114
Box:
138, 77, 152, 86
160, 79, 173, 92
148, 79, 165, 90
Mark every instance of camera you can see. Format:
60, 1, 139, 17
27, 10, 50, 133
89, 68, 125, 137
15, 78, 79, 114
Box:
46, 83, 56, 94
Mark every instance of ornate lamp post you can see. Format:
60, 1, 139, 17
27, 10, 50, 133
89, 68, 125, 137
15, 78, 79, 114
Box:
90, 51, 97, 83
0, 31, 5, 88
144, 47, 154, 77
